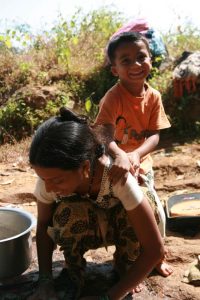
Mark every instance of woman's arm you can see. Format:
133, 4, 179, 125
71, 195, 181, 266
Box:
36, 200, 55, 276
107, 197, 165, 300
27, 201, 58, 300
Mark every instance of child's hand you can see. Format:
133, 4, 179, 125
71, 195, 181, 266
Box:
109, 150, 133, 185
127, 151, 140, 179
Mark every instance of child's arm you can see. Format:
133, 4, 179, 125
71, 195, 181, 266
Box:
130, 130, 160, 158
108, 140, 133, 185
128, 130, 160, 161
95, 123, 133, 185
105, 127, 160, 184
128, 130, 160, 177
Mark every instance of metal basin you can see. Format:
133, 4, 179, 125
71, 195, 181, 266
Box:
165, 193, 200, 232
0, 207, 36, 279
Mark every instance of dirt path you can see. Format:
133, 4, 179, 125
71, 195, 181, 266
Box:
0, 142, 200, 299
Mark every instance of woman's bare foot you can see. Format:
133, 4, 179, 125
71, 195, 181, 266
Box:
133, 283, 143, 293
155, 260, 173, 277
125, 283, 143, 299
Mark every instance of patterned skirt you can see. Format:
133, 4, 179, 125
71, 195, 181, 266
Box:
47, 186, 161, 292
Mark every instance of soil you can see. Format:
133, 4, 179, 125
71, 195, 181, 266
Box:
0, 140, 200, 299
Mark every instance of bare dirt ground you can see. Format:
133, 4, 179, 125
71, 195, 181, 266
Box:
0, 140, 200, 299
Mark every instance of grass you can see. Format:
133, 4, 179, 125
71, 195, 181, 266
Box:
0, 137, 31, 164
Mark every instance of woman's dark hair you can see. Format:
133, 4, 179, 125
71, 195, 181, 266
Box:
107, 31, 151, 64
29, 107, 104, 170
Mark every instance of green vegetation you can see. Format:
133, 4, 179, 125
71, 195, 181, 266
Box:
0, 8, 200, 143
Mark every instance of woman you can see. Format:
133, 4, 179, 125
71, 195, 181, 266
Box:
28, 107, 164, 300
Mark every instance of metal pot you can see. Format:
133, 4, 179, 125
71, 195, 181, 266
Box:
0, 207, 36, 279
165, 193, 200, 232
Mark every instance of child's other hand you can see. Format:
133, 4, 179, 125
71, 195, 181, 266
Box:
109, 150, 133, 185
127, 151, 140, 179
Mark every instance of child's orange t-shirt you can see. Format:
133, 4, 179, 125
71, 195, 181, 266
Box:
95, 82, 171, 174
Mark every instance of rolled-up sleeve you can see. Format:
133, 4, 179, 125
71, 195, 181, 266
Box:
112, 173, 144, 211
34, 178, 56, 204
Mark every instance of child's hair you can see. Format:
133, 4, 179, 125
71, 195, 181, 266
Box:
107, 31, 151, 64
29, 107, 105, 170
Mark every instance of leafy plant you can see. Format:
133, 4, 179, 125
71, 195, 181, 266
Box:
0, 92, 70, 143
0, 8, 200, 143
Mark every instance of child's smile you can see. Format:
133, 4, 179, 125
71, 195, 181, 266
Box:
111, 40, 151, 86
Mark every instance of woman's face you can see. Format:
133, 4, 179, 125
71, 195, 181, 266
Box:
33, 164, 89, 196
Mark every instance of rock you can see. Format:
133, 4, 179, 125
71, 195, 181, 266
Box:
183, 255, 200, 286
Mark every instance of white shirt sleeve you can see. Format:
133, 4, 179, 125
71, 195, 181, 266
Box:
34, 178, 56, 204
112, 173, 144, 210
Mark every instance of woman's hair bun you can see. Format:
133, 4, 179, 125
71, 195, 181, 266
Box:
60, 107, 88, 124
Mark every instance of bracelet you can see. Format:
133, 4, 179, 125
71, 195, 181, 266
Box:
99, 295, 110, 300
39, 273, 54, 283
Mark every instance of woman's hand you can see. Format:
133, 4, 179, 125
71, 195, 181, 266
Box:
27, 280, 58, 300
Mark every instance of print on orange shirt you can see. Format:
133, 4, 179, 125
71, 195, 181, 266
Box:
115, 115, 148, 146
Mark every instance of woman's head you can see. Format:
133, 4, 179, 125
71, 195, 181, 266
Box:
29, 107, 103, 171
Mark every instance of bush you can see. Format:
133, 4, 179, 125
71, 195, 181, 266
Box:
0, 92, 70, 143
0, 9, 200, 142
